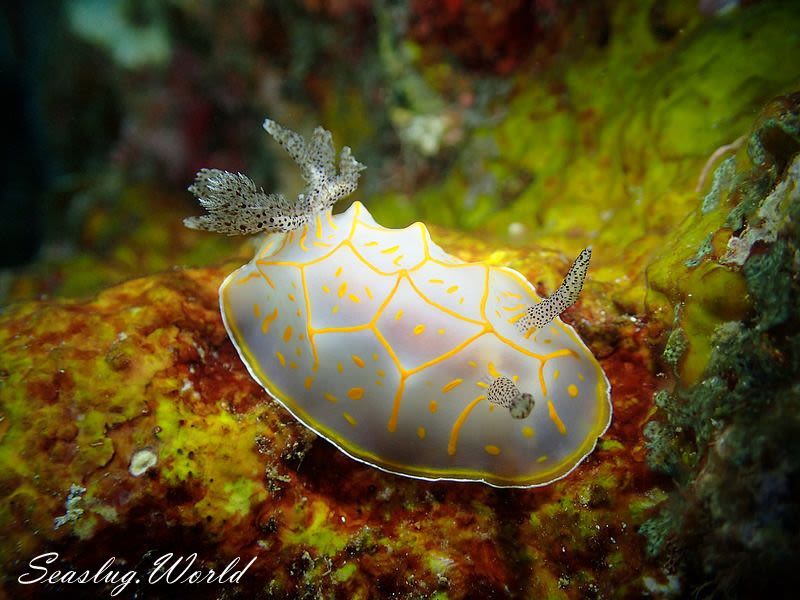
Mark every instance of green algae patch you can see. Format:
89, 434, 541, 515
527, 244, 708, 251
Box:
283, 499, 350, 557
643, 93, 800, 597
332, 561, 357, 583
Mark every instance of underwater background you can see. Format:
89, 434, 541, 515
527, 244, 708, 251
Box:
1, 0, 799, 598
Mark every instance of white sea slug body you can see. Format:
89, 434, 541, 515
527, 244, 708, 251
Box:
186, 119, 612, 488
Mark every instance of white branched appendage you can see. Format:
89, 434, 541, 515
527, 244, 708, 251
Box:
184, 118, 366, 235
487, 376, 534, 420
515, 247, 592, 336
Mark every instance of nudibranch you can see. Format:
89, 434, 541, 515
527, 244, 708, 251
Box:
185, 118, 612, 487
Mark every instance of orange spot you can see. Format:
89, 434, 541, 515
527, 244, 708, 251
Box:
338, 282, 348, 297
352, 355, 365, 368
488, 362, 500, 378
347, 387, 364, 400
283, 326, 293, 343
441, 378, 463, 393
275, 351, 286, 367
413, 324, 426, 336
522, 426, 534, 438
324, 393, 338, 403
417, 427, 426, 440
348, 293, 361, 304
568, 384, 579, 397
343, 412, 357, 426
261, 308, 279, 334
381, 245, 399, 254
395, 309, 404, 321
428, 400, 438, 413
304, 376, 314, 389
365, 286, 373, 300
335, 266, 343, 277
484, 445, 501, 456
446, 285, 458, 294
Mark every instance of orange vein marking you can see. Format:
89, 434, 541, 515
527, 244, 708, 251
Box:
387, 379, 406, 432
448, 395, 485, 455
264, 274, 275, 289
258, 239, 275, 258
508, 311, 526, 324
299, 225, 309, 251
548, 400, 567, 435
315, 214, 323, 239
326, 210, 338, 230
538, 349, 579, 397
237, 272, 261, 285
406, 275, 483, 326
503, 304, 524, 311
393, 254, 404, 266
261, 308, 279, 334
300, 268, 317, 368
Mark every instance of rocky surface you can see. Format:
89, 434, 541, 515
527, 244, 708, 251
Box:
1, 237, 664, 599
